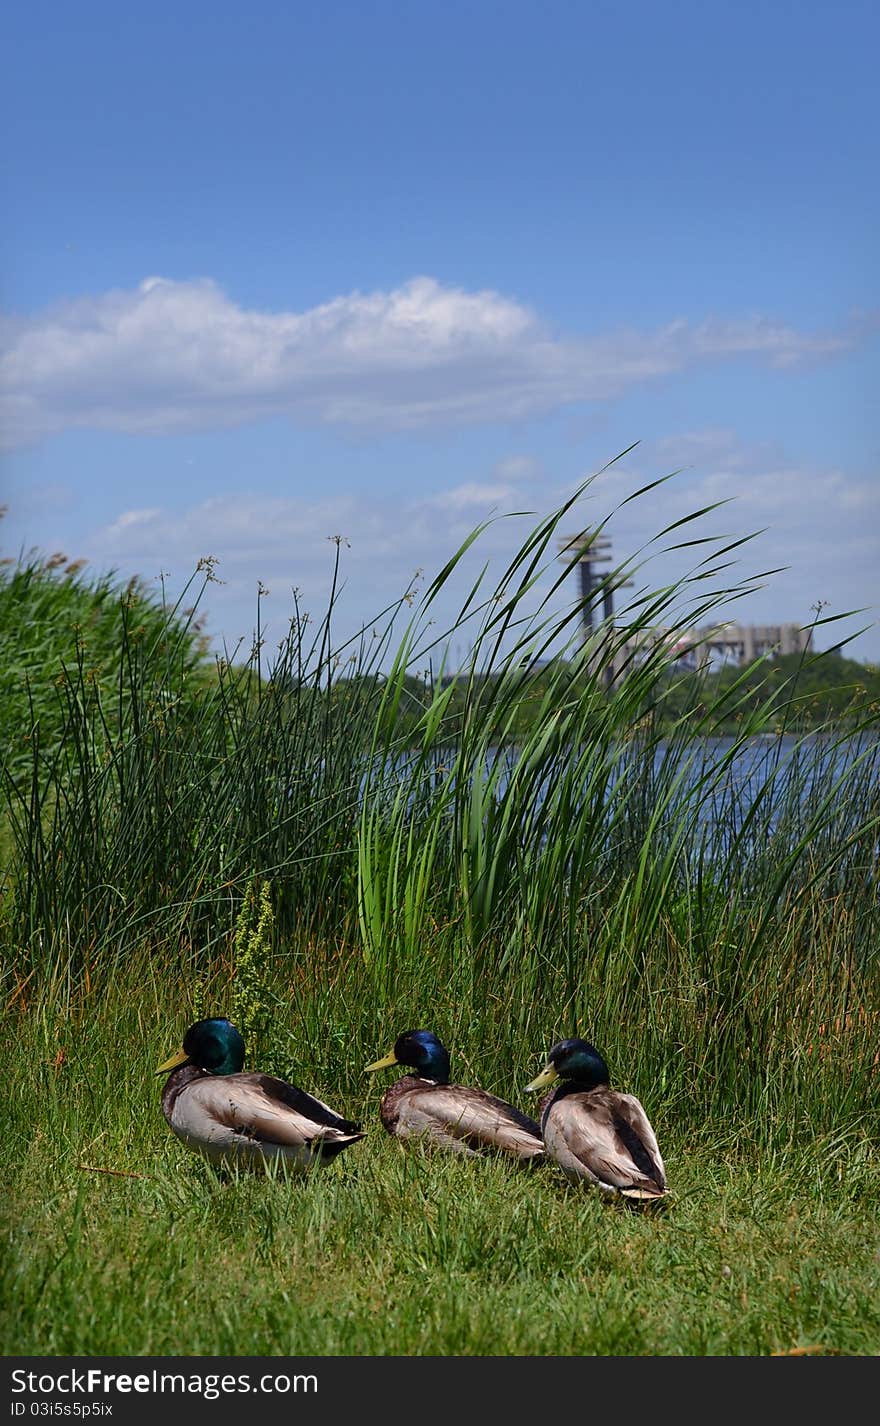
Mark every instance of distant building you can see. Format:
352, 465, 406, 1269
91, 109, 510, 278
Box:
615, 621, 811, 673
555, 533, 811, 679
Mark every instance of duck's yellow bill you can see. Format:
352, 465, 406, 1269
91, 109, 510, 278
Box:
155, 1046, 190, 1075
364, 1050, 399, 1073
525, 1063, 558, 1092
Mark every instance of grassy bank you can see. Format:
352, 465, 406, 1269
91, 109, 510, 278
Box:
3, 952, 879, 1356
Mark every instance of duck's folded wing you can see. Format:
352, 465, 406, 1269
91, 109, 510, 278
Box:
404, 1086, 543, 1156
557, 1091, 666, 1191
173, 1075, 362, 1148
251, 1073, 362, 1133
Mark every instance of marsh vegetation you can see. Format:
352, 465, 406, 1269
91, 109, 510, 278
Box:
2, 482, 878, 1355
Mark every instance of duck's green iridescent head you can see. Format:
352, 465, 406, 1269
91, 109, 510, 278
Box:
365, 1029, 451, 1083
525, 1038, 610, 1093
156, 1018, 246, 1076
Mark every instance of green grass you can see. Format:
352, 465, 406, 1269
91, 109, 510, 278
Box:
2, 956, 878, 1357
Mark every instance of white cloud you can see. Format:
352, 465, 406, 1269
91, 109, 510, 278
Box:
491, 454, 546, 484
424, 481, 517, 511
108, 507, 162, 532
0, 275, 864, 448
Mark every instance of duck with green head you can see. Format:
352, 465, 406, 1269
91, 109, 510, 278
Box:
157, 1017, 364, 1172
526, 1038, 667, 1205
365, 1029, 544, 1161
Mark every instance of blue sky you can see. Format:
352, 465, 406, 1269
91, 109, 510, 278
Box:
2, 0, 878, 665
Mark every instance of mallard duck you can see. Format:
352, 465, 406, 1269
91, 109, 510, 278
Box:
525, 1038, 667, 1205
156, 1017, 364, 1172
365, 1029, 544, 1161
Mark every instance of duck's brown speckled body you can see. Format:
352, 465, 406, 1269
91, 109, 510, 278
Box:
366, 1030, 544, 1162
157, 1018, 363, 1173
528, 1039, 667, 1205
